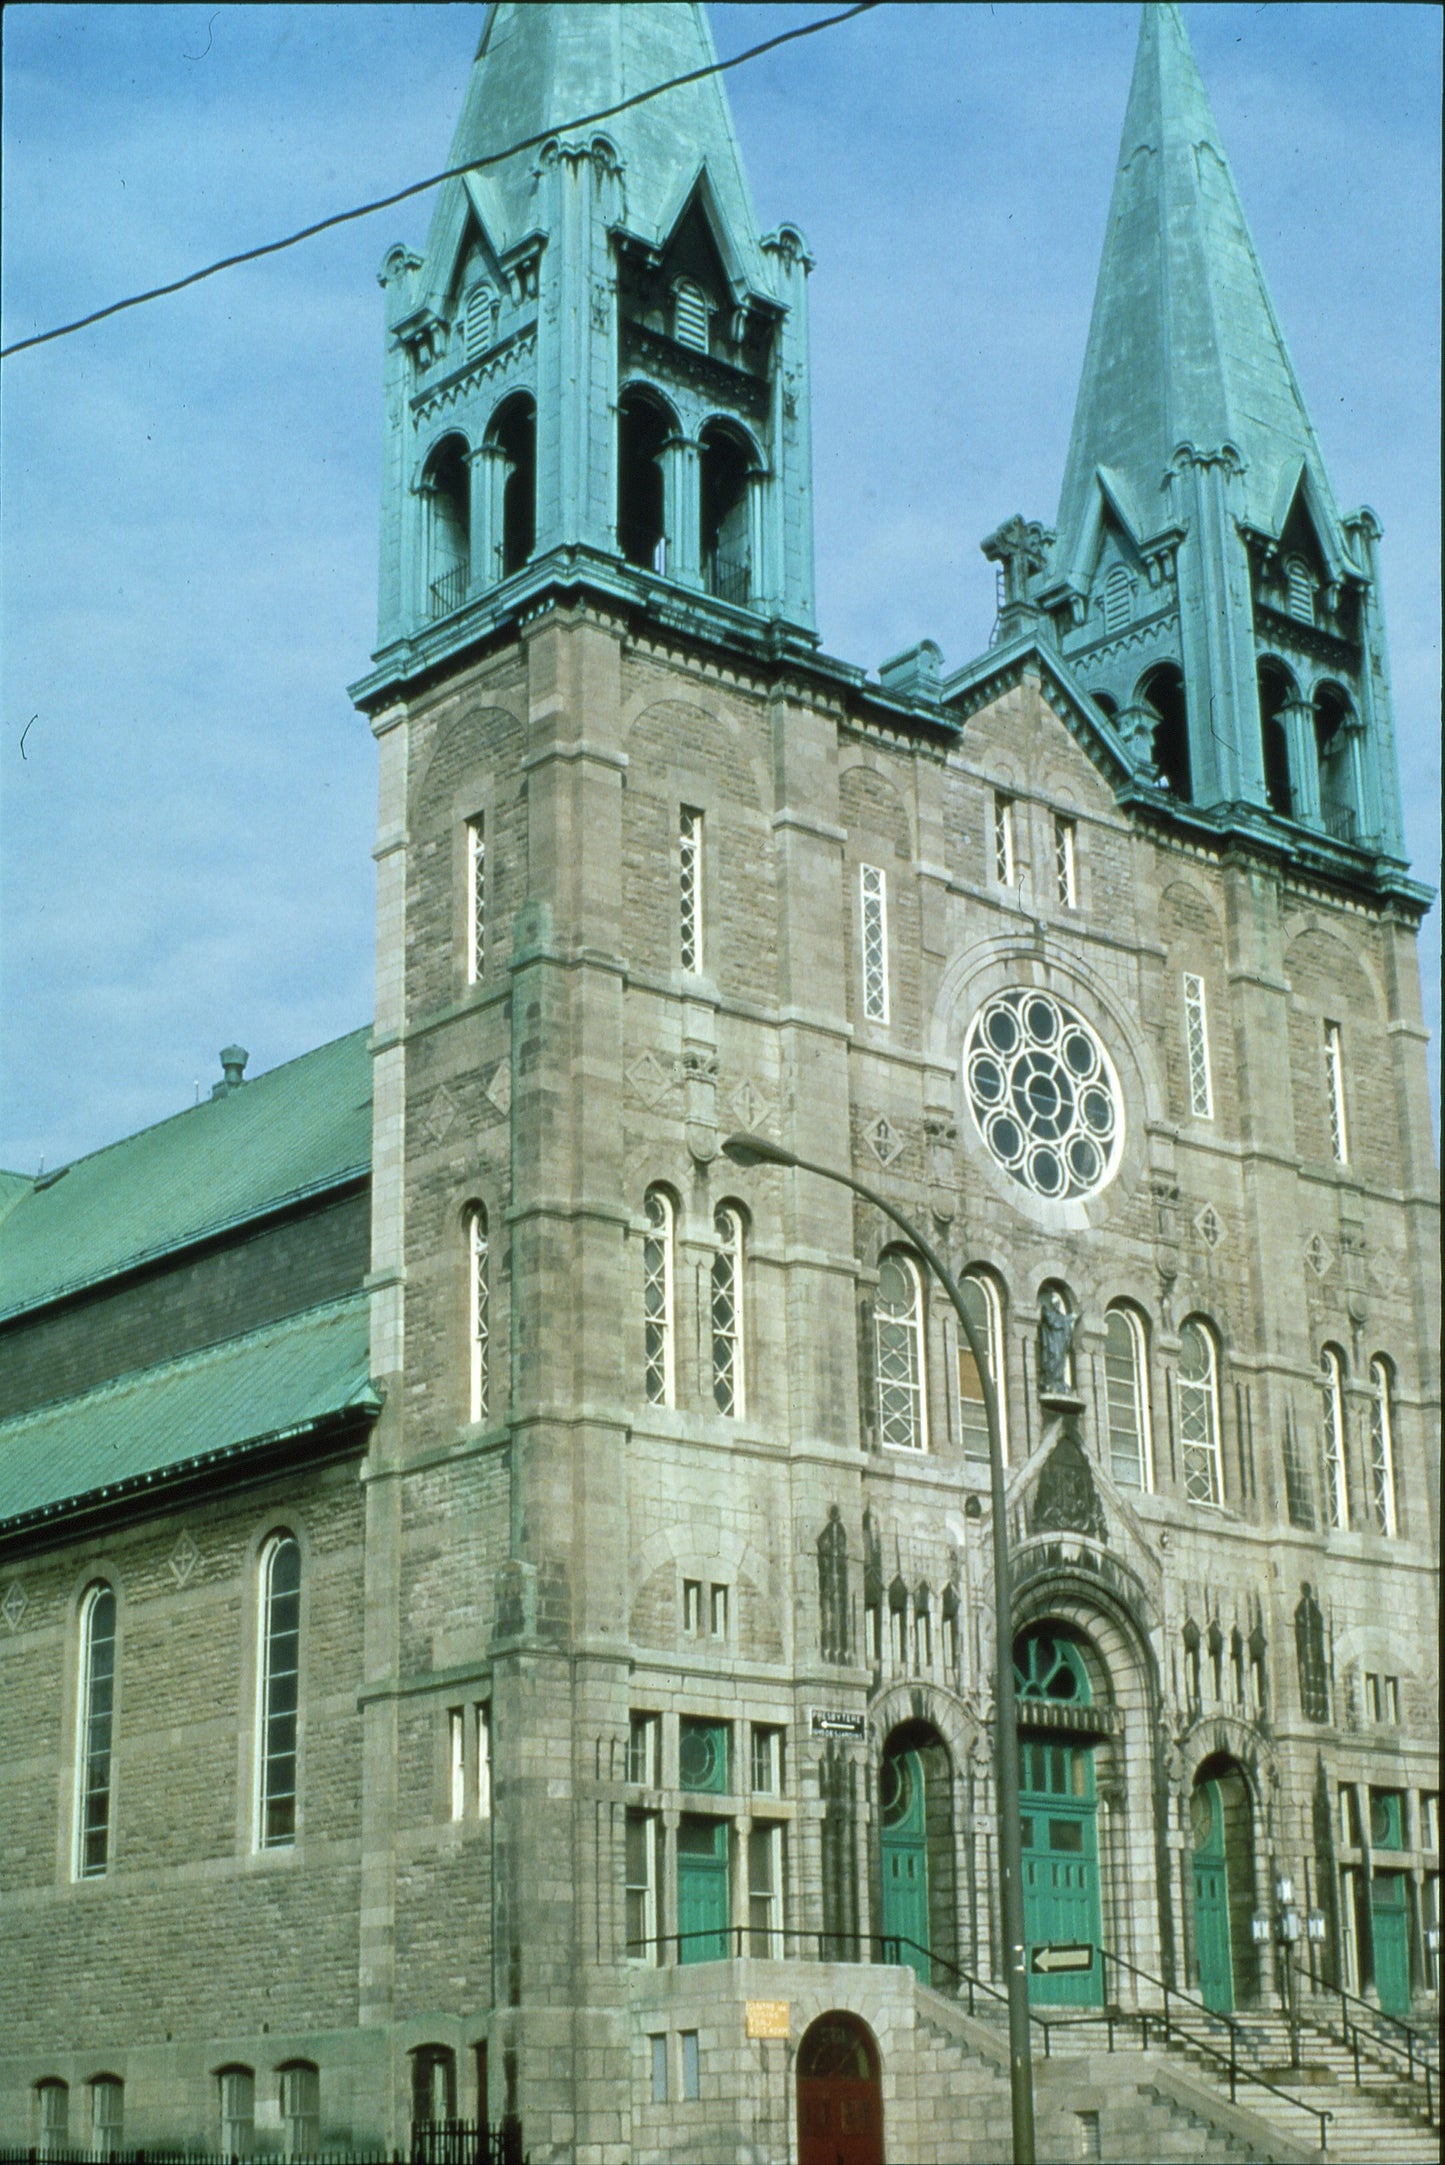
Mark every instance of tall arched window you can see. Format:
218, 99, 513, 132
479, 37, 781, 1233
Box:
1137, 663, 1191, 800
957, 1270, 1007, 1463
1104, 1304, 1153, 1490
411, 2046, 457, 2129
700, 421, 754, 606
1102, 563, 1132, 634
218, 2069, 255, 2159
875, 1250, 927, 1451
1368, 1356, 1398, 1536
617, 387, 672, 573
1178, 1319, 1223, 1507
278, 2065, 319, 2161
90, 2078, 123, 2159
467, 1205, 490, 1425
1319, 1347, 1349, 1530
711, 1205, 745, 1416
422, 433, 471, 619
1314, 682, 1357, 842
642, 1188, 675, 1408
258, 1535, 301, 1848
490, 393, 536, 577
1257, 658, 1297, 819
37, 2081, 69, 2159
76, 1583, 117, 1878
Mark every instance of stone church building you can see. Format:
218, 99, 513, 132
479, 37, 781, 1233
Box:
1, 7, 1437, 2162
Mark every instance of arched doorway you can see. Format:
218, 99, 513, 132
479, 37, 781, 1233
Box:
1190, 1758, 1257, 2011
878, 1723, 956, 1985
1014, 1626, 1103, 2006
796, 2014, 883, 2165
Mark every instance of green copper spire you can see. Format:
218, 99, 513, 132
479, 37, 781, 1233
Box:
367, 2, 816, 689
1035, 3, 1405, 863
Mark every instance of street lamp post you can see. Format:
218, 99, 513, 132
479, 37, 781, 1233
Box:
721, 1131, 1036, 2165
1251, 1874, 1325, 2070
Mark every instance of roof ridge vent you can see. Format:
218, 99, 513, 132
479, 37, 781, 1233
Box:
212, 1044, 250, 1100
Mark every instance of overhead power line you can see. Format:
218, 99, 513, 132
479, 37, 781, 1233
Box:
1, 2, 881, 361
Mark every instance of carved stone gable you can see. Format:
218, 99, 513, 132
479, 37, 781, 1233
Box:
1029, 1421, 1108, 1542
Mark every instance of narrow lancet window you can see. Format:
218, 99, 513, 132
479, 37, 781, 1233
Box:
993, 794, 1015, 885
1182, 973, 1213, 1119
1054, 815, 1077, 906
1178, 1320, 1223, 1507
76, 1584, 117, 1879
711, 1205, 744, 1416
1323, 1021, 1348, 1163
467, 1205, 490, 1424
1320, 1348, 1349, 1530
957, 1271, 1006, 1462
860, 864, 889, 1022
875, 1251, 927, 1451
1368, 1357, 1398, 1536
679, 807, 703, 973
467, 815, 485, 983
1104, 1305, 1152, 1490
642, 1188, 675, 1407
258, 1536, 301, 1848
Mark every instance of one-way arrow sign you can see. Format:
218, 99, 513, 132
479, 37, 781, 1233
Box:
1031, 1942, 1094, 1975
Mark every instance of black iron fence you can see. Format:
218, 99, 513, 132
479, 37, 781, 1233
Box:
1, 2123, 524, 2165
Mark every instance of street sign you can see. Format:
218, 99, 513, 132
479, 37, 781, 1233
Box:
1031, 1942, 1094, 1975
810, 1709, 865, 1738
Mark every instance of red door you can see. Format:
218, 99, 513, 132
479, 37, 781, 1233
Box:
796, 2015, 884, 2165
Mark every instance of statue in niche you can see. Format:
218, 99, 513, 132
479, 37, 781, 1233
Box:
817, 1507, 850, 1665
1038, 1286, 1077, 1393
1294, 1583, 1330, 1725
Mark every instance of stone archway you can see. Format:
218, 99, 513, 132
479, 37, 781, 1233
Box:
796, 2013, 884, 2165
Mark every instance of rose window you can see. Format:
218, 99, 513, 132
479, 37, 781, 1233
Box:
964, 989, 1122, 1200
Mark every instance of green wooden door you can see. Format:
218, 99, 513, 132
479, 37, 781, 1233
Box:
1191, 1779, 1234, 2013
880, 1747, 930, 1982
677, 1817, 730, 1962
1020, 1735, 1103, 2006
1371, 1871, 1411, 2016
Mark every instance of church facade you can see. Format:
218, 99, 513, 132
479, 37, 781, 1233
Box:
0, 8, 1437, 2164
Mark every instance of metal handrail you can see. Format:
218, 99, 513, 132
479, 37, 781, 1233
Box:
1289, 1960, 1439, 2124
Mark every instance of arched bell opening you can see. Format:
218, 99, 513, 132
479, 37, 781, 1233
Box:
877, 1720, 957, 1988
1313, 681, 1357, 843
489, 393, 536, 578
1013, 1622, 1106, 2006
1257, 657, 1299, 818
1189, 1755, 1260, 2011
699, 419, 756, 606
1136, 663, 1191, 801
796, 2014, 884, 2165
422, 433, 471, 620
617, 386, 673, 573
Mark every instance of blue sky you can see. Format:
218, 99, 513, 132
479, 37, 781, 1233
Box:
2, 2, 1439, 1171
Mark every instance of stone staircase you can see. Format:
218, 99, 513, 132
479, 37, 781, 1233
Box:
918, 1986, 1439, 2163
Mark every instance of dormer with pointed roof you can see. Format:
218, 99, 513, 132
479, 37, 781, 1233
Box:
1029, 2, 1406, 868
366, 1, 815, 694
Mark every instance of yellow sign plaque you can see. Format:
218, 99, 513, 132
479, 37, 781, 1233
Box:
746, 1999, 790, 2040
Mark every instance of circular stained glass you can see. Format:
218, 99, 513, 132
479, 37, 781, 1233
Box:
964, 989, 1122, 1200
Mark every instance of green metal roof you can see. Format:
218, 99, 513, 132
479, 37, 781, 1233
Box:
0, 1028, 371, 1324
431, 2, 768, 291
1054, 1, 1344, 564
0, 1292, 377, 1529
